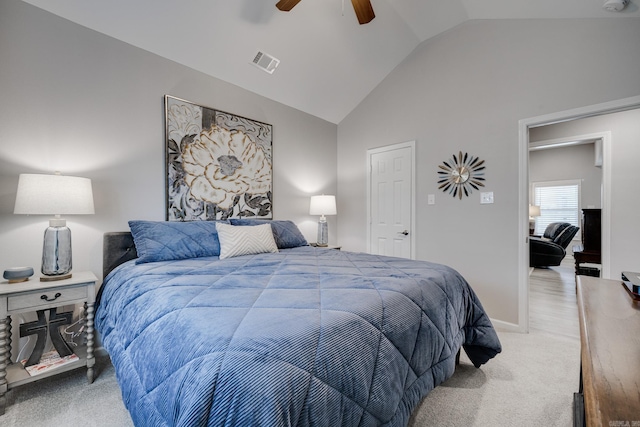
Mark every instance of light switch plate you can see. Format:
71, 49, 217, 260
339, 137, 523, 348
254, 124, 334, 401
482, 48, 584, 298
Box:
427, 194, 435, 205
480, 192, 494, 204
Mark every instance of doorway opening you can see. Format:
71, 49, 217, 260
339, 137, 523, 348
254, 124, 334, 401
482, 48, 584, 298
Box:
517, 95, 640, 333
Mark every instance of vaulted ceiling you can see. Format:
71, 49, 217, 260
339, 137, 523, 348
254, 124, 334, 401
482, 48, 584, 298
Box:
21, 0, 639, 124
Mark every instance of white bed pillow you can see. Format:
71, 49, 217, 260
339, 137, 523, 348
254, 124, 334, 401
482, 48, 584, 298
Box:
217, 223, 279, 259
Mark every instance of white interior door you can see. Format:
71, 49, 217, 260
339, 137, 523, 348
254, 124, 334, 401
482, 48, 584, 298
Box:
367, 141, 415, 259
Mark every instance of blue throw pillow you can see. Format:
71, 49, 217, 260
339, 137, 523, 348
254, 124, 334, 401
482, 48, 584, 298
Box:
128, 220, 228, 264
229, 219, 308, 249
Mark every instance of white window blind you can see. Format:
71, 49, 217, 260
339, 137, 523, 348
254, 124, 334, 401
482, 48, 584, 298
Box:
532, 181, 580, 236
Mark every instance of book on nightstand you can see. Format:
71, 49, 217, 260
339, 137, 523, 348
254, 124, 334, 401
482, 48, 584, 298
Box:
20, 350, 79, 377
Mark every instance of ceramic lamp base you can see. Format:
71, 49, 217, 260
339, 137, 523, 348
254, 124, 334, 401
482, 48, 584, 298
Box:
42, 221, 72, 277
316, 218, 328, 247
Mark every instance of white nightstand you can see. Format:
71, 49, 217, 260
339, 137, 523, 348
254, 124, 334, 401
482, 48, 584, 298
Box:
0, 271, 97, 415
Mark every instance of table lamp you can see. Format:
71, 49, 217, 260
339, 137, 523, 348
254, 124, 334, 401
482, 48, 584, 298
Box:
309, 195, 336, 247
529, 204, 541, 235
14, 173, 95, 281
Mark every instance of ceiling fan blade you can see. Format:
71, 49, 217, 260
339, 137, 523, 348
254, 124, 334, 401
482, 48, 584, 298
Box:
351, 0, 375, 24
276, 0, 302, 12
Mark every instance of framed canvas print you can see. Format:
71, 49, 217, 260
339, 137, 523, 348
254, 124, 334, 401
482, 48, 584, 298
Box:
165, 95, 273, 221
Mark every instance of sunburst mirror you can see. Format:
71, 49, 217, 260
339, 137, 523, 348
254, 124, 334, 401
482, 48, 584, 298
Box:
437, 152, 486, 199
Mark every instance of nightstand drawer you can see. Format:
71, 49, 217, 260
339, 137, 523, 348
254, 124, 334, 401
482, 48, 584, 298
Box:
8, 286, 87, 311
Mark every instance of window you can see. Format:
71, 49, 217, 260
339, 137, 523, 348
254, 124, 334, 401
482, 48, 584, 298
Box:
532, 180, 581, 236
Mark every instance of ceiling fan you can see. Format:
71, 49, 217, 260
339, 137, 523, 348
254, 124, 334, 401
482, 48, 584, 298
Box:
276, 0, 375, 25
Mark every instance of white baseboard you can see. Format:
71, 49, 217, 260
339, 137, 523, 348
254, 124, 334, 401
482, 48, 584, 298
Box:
490, 318, 524, 333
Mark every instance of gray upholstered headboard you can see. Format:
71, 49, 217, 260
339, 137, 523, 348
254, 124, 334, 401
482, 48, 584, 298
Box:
103, 232, 138, 279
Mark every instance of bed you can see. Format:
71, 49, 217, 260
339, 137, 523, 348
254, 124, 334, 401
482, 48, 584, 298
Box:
96, 220, 501, 426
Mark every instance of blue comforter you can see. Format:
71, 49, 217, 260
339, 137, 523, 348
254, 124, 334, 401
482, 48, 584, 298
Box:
96, 247, 501, 426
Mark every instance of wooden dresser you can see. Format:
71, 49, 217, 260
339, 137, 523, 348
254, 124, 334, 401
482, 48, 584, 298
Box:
573, 209, 602, 276
575, 275, 640, 426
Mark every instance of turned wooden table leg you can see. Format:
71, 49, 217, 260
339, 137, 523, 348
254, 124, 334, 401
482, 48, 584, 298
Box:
6, 316, 11, 367
85, 302, 95, 384
0, 315, 9, 415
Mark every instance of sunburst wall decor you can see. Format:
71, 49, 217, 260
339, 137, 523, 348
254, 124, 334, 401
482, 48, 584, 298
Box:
437, 152, 486, 199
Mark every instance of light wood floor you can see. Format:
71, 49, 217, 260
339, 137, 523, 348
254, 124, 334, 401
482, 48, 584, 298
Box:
529, 254, 580, 340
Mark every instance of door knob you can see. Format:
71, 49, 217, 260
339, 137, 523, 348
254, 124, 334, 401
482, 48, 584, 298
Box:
400, 230, 409, 236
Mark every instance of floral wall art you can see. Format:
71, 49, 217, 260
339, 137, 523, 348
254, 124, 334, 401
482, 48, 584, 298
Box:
165, 95, 273, 221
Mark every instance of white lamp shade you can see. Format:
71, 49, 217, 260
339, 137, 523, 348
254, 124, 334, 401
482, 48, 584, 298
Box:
528, 204, 541, 217
309, 195, 337, 216
14, 174, 95, 215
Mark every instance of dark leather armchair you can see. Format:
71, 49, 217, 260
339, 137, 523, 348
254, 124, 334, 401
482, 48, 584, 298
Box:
530, 222, 580, 267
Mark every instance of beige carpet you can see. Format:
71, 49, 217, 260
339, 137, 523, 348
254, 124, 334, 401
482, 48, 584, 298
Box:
409, 330, 580, 426
3, 330, 579, 426
2, 354, 134, 427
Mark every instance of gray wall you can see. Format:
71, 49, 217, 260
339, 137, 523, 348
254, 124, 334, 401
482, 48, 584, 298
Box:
337, 19, 640, 326
0, 0, 338, 281
529, 144, 602, 210
3, 0, 639, 329
529, 109, 640, 278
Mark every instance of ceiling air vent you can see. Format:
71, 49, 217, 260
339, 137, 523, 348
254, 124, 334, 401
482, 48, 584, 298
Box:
252, 51, 280, 74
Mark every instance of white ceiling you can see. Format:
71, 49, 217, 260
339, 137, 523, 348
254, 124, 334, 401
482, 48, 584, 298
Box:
21, 0, 639, 124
